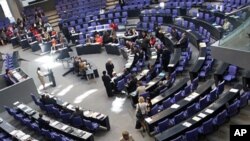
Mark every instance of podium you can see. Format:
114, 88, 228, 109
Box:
45, 69, 56, 87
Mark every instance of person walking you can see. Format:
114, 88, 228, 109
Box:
135, 96, 149, 132
105, 59, 114, 77
102, 71, 113, 97
37, 67, 45, 89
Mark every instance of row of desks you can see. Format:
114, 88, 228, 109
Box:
146, 80, 214, 133
0, 118, 38, 141
42, 94, 110, 130
13, 101, 94, 141
155, 84, 242, 141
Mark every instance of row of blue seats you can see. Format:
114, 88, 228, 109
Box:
4, 106, 72, 141
154, 81, 226, 133
31, 94, 100, 132
169, 91, 249, 141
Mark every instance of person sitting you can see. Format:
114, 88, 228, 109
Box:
37, 114, 50, 129
79, 59, 87, 79
111, 35, 119, 43
3, 69, 16, 86
136, 81, 146, 96
86, 35, 93, 44
126, 74, 138, 94
40, 94, 57, 105
223, 18, 232, 34
150, 81, 165, 97
95, 33, 103, 45
51, 29, 57, 38
51, 38, 57, 53
70, 106, 83, 119
43, 31, 51, 42
103, 31, 111, 44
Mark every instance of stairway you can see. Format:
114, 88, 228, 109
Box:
45, 10, 60, 31
106, 0, 119, 10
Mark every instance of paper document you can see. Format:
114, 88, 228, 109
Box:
198, 113, 207, 118
182, 122, 192, 127
229, 88, 238, 93
205, 109, 214, 114
171, 104, 180, 109
192, 116, 201, 121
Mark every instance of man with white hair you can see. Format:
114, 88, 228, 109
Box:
105, 59, 114, 77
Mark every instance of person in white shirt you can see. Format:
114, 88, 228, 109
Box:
37, 67, 45, 89
136, 96, 149, 132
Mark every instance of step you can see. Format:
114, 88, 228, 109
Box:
106, 1, 118, 6
49, 18, 59, 24
51, 22, 58, 27
45, 11, 58, 17
48, 15, 59, 21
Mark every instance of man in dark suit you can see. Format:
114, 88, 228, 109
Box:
37, 114, 50, 129
162, 48, 171, 72
126, 75, 138, 94
171, 28, 180, 41
102, 71, 113, 97
106, 59, 114, 77
40, 95, 56, 105
176, 32, 188, 51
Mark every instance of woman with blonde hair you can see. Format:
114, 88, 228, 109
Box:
135, 96, 149, 132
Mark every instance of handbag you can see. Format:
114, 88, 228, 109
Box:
136, 104, 143, 119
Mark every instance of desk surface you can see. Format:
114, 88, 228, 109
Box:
146, 80, 213, 128
14, 102, 94, 141
155, 84, 241, 141
151, 77, 189, 106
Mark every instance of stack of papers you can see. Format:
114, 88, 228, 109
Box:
148, 82, 155, 86
168, 64, 174, 67
229, 89, 239, 93
171, 104, 180, 109
62, 102, 68, 106
67, 104, 74, 110
184, 97, 192, 101
142, 70, 149, 75
17, 104, 26, 109
199, 42, 206, 48
151, 56, 157, 59
20, 135, 30, 140
182, 122, 192, 127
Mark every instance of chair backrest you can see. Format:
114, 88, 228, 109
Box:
184, 85, 191, 95
158, 118, 169, 132
174, 111, 185, 124
151, 104, 159, 115
214, 109, 228, 126
72, 116, 83, 126
201, 118, 213, 134
217, 80, 225, 95
240, 92, 249, 107
163, 98, 172, 109
227, 100, 240, 117
191, 77, 199, 91
199, 95, 209, 109
208, 88, 218, 102
228, 65, 237, 75
117, 79, 125, 91
186, 103, 197, 117
185, 128, 199, 141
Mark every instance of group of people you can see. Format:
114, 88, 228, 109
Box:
73, 56, 93, 79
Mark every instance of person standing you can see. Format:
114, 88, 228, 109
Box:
162, 48, 171, 72
120, 131, 135, 141
135, 96, 149, 132
119, 0, 125, 9
37, 67, 45, 89
105, 59, 114, 77
102, 71, 113, 97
